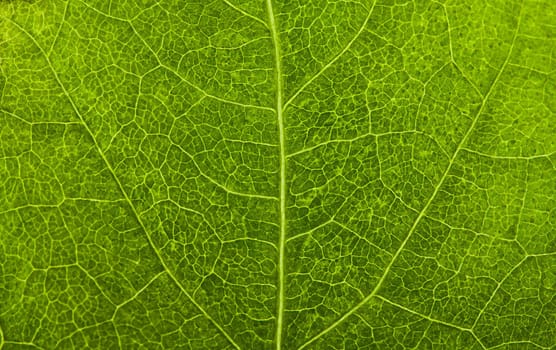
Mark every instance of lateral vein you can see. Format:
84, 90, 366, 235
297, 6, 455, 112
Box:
3, 17, 240, 350
297, 1, 524, 348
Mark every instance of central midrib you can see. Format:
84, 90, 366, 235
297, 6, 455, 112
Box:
265, 0, 287, 349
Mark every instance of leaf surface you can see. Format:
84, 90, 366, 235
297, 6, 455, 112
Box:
0, 0, 555, 349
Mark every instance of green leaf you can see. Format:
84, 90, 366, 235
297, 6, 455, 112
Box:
1, 0, 554, 349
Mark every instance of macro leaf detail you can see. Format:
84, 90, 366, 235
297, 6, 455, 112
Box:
0, 0, 555, 349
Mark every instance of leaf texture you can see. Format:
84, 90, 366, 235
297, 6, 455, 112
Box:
0, 0, 555, 349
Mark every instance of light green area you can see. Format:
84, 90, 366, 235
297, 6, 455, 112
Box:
0, 0, 554, 349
